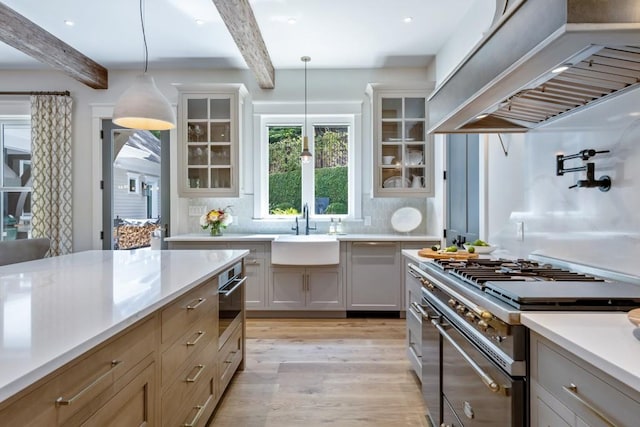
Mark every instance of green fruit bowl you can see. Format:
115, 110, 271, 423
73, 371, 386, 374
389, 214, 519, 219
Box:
463, 243, 496, 254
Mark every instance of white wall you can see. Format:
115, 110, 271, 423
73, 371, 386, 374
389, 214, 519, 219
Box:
486, 88, 640, 276
0, 67, 436, 251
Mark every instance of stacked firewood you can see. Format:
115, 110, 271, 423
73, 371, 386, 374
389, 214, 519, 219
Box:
114, 223, 160, 250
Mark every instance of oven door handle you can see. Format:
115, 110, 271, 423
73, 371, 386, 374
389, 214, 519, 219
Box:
219, 276, 247, 297
432, 319, 509, 396
411, 302, 437, 320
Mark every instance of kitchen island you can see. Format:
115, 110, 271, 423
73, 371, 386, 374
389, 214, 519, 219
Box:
0, 249, 247, 425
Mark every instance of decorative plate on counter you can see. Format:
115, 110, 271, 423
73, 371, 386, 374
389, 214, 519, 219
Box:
390, 207, 422, 233
383, 176, 410, 188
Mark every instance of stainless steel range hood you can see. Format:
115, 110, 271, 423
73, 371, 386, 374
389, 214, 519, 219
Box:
428, 0, 640, 134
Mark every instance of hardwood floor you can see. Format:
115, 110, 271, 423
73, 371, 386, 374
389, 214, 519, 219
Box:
209, 318, 427, 427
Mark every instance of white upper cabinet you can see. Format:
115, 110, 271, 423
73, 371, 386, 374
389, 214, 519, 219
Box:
177, 84, 247, 197
367, 83, 434, 197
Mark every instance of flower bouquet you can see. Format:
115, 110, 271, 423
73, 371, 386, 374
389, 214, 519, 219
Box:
200, 206, 233, 236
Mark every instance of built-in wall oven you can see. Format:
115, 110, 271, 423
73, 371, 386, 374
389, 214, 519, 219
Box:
217, 261, 246, 345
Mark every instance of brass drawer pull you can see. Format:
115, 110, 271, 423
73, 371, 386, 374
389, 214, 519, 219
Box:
185, 364, 205, 383
55, 360, 122, 406
562, 384, 618, 427
183, 404, 205, 427
186, 330, 205, 347
186, 297, 206, 310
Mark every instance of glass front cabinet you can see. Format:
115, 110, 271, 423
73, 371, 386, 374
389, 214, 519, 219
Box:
177, 84, 247, 197
366, 84, 434, 197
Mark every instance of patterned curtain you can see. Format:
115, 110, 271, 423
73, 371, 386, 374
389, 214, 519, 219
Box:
30, 95, 73, 256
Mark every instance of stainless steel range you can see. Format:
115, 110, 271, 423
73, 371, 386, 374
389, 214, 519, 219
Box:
409, 255, 640, 427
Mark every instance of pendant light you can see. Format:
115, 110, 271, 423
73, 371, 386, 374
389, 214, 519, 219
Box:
113, 0, 176, 131
300, 56, 313, 164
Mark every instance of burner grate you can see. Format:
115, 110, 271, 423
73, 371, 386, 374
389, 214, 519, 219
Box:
442, 258, 604, 289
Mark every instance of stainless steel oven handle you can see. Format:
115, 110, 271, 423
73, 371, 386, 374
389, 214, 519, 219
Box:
219, 276, 247, 297
411, 302, 437, 320
432, 319, 507, 396
562, 384, 618, 427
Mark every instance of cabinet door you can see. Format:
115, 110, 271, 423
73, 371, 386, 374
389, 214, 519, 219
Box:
244, 257, 266, 309
367, 84, 434, 198
306, 267, 343, 309
270, 267, 306, 309
178, 85, 246, 198
348, 242, 400, 310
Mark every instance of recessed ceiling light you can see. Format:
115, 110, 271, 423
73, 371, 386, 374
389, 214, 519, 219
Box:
195, 19, 205, 25
552, 64, 570, 73
287, 18, 297, 24
403, 17, 413, 23
64, 20, 74, 27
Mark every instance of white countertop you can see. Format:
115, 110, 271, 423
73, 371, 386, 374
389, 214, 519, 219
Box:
521, 313, 640, 392
167, 233, 440, 242
0, 249, 247, 404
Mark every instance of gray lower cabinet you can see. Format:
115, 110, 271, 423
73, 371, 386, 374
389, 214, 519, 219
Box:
347, 242, 401, 310
530, 332, 640, 427
270, 266, 344, 310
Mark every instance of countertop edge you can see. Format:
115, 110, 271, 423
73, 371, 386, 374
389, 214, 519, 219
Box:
0, 250, 248, 405
166, 233, 441, 242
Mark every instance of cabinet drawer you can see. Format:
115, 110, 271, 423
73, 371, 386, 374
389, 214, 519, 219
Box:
161, 279, 217, 345
163, 365, 216, 427
162, 337, 217, 416
161, 315, 217, 387
407, 307, 422, 358
536, 340, 640, 426
80, 360, 156, 427
0, 316, 157, 426
218, 322, 243, 393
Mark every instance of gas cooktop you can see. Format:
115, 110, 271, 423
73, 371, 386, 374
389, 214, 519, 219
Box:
426, 257, 640, 311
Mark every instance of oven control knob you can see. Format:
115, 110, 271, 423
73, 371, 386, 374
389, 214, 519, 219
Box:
477, 320, 489, 331
448, 299, 456, 308
456, 304, 466, 314
480, 310, 493, 321
465, 312, 476, 322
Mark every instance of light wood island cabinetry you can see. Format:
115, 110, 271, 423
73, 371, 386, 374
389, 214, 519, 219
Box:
0, 250, 247, 427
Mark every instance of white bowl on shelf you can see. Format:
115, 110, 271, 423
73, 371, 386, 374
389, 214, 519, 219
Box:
382, 156, 395, 165
463, 243, 496, 254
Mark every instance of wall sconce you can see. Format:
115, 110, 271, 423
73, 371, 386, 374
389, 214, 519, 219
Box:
556, 148, 611, 191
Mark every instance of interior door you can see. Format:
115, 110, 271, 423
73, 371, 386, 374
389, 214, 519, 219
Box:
445, 134, 479, 247
102, 120, 170, 249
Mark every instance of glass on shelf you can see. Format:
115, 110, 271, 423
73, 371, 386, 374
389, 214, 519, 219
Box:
210, 99, 231, 120
210, 122, 231, 142
210, 146, 231, 166
381, 98, 402, 119
187, 145, 208, 165
187, 99, 207, 120
211, 168, 231, 189
187, 122, 208, 142
187, 168, 209, 188
381, 122, 401, 141
405, 98, 425, 119
405, 121, 425, 141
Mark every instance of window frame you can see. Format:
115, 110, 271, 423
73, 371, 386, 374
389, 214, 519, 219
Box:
0, 117, 32, 241
255, 112, 361, 220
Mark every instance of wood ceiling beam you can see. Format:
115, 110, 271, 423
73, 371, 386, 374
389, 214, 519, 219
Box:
212, 0, 275, 89
0, 2, 108, 89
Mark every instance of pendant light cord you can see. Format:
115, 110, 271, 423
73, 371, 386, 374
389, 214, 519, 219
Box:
139, 0, 148, 73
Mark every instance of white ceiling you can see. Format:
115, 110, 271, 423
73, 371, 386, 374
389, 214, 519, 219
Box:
0, 0, 479, 71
